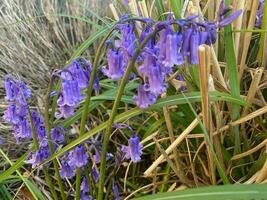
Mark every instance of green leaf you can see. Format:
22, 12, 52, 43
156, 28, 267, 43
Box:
0, 91, 247, 181
67, 23, 115, 62
0, 150, 29, 182
0, 149, 46, 200
45, 91, 246, 163
134, 184, 267, 200
155, 0, 165, 20
224, 0, 242, 156
170, 0, 183, 19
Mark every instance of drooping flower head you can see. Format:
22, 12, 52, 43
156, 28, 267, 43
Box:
26, 142, 50, 168
51, 126, 65, 143
4, 76, 31, 104
256, 0, 265, 28
59, 70, 82, 107
68, 145, 88, 168
217, 0, 242, 27
112, 180, 121, 200
133, 84, 156, 109
55, 95, 75, 119
102, 48, 125, 80
121, 134, 143, 163
59, 159, 76, 179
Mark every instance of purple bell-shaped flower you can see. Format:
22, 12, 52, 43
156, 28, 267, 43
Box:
121, 134, 143, 163
102, 49, 125, 80
133, 84, 156, 109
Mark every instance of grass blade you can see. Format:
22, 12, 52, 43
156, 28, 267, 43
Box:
170, 0, 183, 19
134, 184, 267, 200
224, 0, 241, 155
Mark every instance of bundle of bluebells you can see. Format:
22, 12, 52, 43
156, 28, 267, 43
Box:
2, 2, 242, 199
55, 57, 100, 119
102, 2, 242, 109
3, 76, 64, 167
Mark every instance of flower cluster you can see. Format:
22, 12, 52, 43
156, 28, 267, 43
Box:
55, 57, 100, 119
3, 76, 66, 168
102, 5, 242, 109
59, 145, 88, 179
3, 76, 32, 143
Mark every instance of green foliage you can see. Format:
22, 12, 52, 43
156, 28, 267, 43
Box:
134, 184, 267, 200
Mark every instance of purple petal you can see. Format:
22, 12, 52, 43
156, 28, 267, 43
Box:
219, 9, 242, 27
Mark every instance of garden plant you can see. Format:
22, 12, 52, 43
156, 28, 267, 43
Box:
0, 0, 267, 200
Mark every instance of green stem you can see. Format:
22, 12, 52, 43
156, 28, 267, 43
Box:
97, 28, 160, 200
224, 0, 241, 156
75, 24, 116, 200
27, 109, 39, 151
257, 0, 267, 62
26, 105, 58, 199
44, 78, 66, 200
25, 92, 59, 199
43, 166, 59, 200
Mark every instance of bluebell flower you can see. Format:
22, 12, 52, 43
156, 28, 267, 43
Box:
146, 63, 167, 95
92, 168, 99, 182
51, 126, 64, 143
182, 27, 193, 56
112, 181, 121, 200
162, 30, 184, 68
121, 134, 143, 163
256, 0, 265, 27
102, 49, 125, 80
26, 143, 50, 168
133, 84, 156, 109
69, 145, 88, 168
59, 159, 76, 179
4, 76, 19, 101
3, 104, 20, 124
17, 80, 32, 103
55, 95, 75, 119
140, 26, 155, 49
31, 111, 46, 141
68, 59, 89, 89
117, 23, 136, 58
59, 71, 82, 107
13, 118, 32, 142
92, 150, 100, 164
81, 177, 89, 192
80, 192, 92, 200
218, 9, 242, 27
158, 28, 170, 63
217, 0, 242, 28
93, 148, 113, 164
4, 76, 31, 104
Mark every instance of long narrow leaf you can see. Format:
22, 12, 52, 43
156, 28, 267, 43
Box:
134, 184, 267, 200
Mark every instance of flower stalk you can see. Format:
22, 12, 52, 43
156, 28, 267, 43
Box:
44, 78, 66, 200
97, 27, 161, 200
